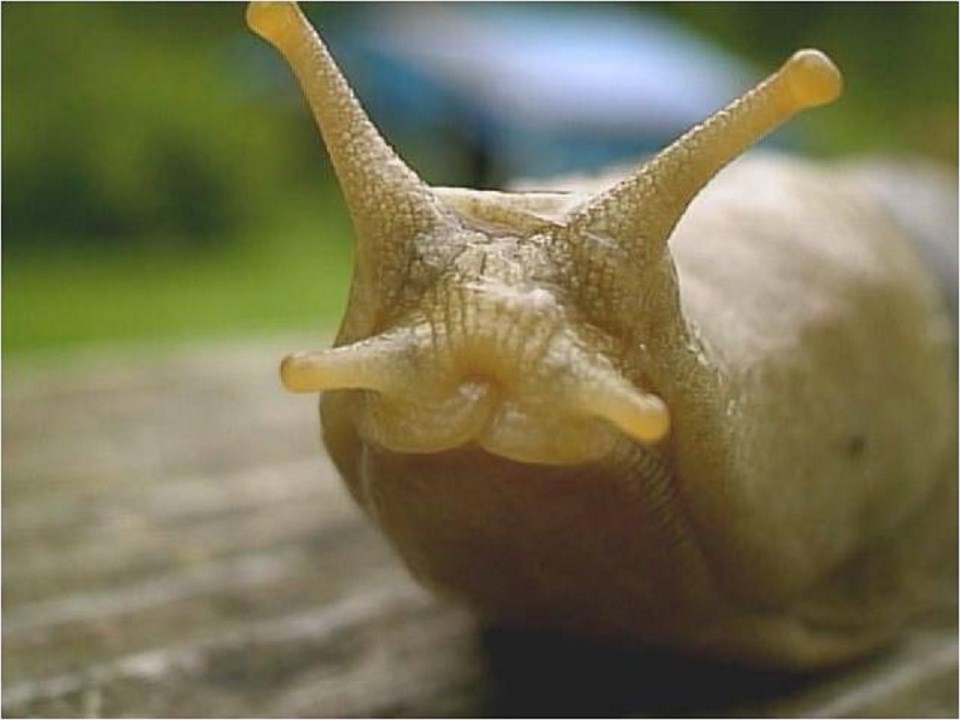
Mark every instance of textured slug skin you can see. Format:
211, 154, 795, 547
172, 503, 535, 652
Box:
321, 153, 957, 668
251, 2, 957, 668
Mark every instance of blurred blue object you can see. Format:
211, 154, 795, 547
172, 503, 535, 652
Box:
278, 4, 778, 187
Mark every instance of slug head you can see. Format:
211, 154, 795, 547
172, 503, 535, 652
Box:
249, 2, 841, 465
281, 232, 670, 464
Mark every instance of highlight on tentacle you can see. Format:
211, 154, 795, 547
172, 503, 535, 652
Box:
558, 341, 671, 443
564, 49, 843, 264
246, 1, 446, 247
573, 374, 669, 444
583, 386, 669, 444
279, 332, 414, 394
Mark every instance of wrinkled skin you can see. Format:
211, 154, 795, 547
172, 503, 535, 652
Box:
249, 1, 957, 667
322, 154, 957, 667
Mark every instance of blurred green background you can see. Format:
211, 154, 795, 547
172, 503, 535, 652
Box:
3, 2, 956, 354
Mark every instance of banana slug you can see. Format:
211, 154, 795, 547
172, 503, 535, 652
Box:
248, 2, 957, 667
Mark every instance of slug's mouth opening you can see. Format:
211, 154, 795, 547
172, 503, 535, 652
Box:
280, 309, 669, 466
358, 382, 658, 466
283, 348, 670, 466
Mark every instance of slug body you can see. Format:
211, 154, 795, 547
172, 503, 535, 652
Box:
250, 3, 957, 667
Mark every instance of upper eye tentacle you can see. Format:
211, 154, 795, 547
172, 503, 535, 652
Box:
557, 50, 843, 270
248, 2, 457, 334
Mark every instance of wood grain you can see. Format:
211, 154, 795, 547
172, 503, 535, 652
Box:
3, 337, 955, 717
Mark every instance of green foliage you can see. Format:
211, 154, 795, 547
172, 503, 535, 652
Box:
2, 3, 304, 248
3, 189, 353, 352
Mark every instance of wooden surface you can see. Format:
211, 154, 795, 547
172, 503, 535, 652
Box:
3, 337, 957, 717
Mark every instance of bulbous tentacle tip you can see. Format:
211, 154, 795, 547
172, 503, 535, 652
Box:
780, 49, 843, 108
279, 352, 320, 393
246, 1, 296, 41
279, 332, 415, 394
598, 391, 671, 444
570, 363, 671, 445
279, 349, 370, 394
627, 396, 671, 443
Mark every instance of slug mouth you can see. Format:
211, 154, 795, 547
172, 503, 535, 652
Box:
362, 380, 628, 465
283, 338, 670, 466
280, 294, 669, 466
355, 378, 654, 466
477, 394, 635, 465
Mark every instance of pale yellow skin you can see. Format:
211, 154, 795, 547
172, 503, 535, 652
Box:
249, 2, 957, 667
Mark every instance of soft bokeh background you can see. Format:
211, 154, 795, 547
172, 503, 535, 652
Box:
4, 2, 957, 354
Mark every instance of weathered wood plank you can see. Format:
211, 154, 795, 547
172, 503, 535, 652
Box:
4, 461, 349, 606
3, 336, 956, 717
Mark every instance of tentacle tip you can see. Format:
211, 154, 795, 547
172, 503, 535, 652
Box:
595, 391, 671, 445
246, 1, 299, 42
782, 49, 843, 108
279, 352, 312, 393
623, 396, 671, 444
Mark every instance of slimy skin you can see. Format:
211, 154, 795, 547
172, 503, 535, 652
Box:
249, 2, 957, 667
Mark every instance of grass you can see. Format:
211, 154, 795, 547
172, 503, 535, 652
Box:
3, 189, 354, 354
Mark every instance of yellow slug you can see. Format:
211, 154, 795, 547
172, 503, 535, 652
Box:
248, 2, 957, 667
